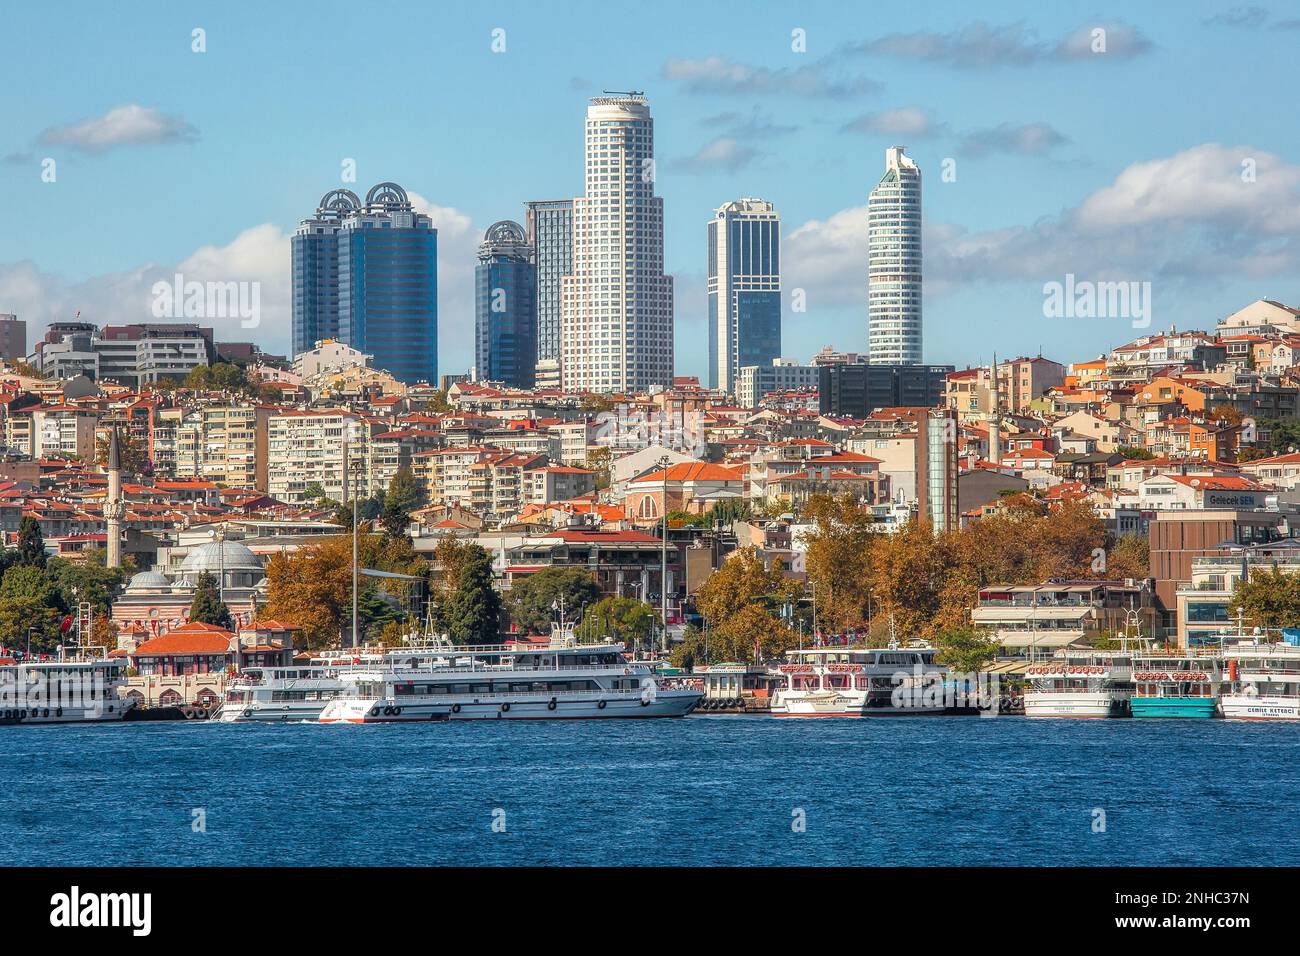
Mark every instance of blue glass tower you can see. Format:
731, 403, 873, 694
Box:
475, 221, 537, 389
293, 183, 438, 385
707, 199, 781, 395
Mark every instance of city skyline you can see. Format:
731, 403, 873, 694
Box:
4, 2, 1300, 381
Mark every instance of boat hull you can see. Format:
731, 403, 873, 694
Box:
1024, 692, 1129, 718
0, 700, 136, 725
320, 689, 702, 722
215, 703, 329, 723
1220, 695, 1300, 721
1129, 697, 1217, 719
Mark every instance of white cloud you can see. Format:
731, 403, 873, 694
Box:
38, 103, 198, 153
843, 107, 943, 138
670, 136, 759, 173
851, 21, 1152, 68
959, 121, 1069, 156
662, 55, 879, 98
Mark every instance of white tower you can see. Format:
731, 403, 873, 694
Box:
561, 92, 674, 393
104, 426, 126, 568
867, 146, 922, 365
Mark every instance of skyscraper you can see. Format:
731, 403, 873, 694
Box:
524, 199, 572, 370
475, 220, 537, 389
292, 183, 438, 385
867, 147, 922, 365
707, 198, 781, 395
561, 93, 674, 393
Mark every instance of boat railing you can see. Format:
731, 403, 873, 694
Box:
340, 662, 650, 679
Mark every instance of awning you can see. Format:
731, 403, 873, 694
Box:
996, 632, 1086, 649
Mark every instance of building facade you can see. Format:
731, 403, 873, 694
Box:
867, 147, 922, 365
707, 198, 781, 396
475, 221, 537, 389
818, 363, 953, 418
736, 360, 818, 409
561, 94, 674, 393
524, 199, 573, 370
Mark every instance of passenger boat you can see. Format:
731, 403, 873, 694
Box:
1129, 653, 1221, 718
1022, 650, 1135, 718
0, 649, 137, 724
768, 640, 948, 717
1219, 639, 1300, 721
216, 664, 348, 722
317, 639, 702, 722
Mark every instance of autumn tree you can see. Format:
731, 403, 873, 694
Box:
94, 430, 149, 475
695, 546, 798, 663
506, 567, 601, 634
800, 494, 876, 633
262, 536, 357, 649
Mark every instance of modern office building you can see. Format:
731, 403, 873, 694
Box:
919, 407, 959, 534
867, 147, 922, 365
475, 221, 537, 389
735, 359, 817, 409
561, 93, 674, 393
0, 314, 26, 364
818, 363, 953, 418
524, 199, 573, 370
707, 199, 781, 396
292, 183, 438, 385
31, 322, 215, 386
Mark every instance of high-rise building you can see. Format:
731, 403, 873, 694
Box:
524, 199, 572, 370
867, 147, 922, 365
817, 363, 953, 418
707, 198, 780, 395
919, 408, 958, 534
561, 93, 674, 393
475, 221, 537, 389
0, 314, 27, 364
293, 183, 438, 385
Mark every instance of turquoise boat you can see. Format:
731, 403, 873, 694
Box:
1130, 656, 1220, 718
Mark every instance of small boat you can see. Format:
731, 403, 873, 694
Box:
1129, 653, 1221, 718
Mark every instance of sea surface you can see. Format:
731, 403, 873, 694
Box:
2, 716, 1297, 866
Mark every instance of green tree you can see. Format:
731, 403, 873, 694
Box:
442, 545, 502, 644
586, 447, 613, 491
16, 517, 46, 568
1229, 567, 1300, 631
933, 625, 1000, 673
94, 430, 150, 474
506, 567, 602, 634
188, 571, 234, 629
695, 547, 799, 663
576, 596, 656, 649
380, 466, 422, 538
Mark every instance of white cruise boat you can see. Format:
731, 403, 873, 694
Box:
318, 640, 701, 722
1022, 649, 1135, 718
216, 664, 348, 722
0, 650, 136, 724
1220, 639, 1300, 721
768, 642, 948, 717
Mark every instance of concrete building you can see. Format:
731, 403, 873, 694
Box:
867, 147, 922, 365
707, 198, 780, 395
561, 93, 674, 392
0, 314, 27, 363
266, 409, 365, 503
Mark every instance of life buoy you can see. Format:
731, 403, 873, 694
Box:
55, 707, 62, 718
392, 706, 402, 716
597, 699, 607, 710
500, 703, 510, 713
640, 698, 650, 707
382, 706, 394, 716
452, 703, 462, 713
370, 706, 381, 717
623, 668, 630, 675
547, 698, 557, 711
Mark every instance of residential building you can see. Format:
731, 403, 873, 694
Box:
736, 359, 818, 409
0, 314, 26, 363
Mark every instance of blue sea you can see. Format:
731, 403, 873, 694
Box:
3, 716, 1297, 866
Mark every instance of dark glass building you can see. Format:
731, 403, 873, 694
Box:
292, 183, 438, 385
707, 199, 780, 395
524, 199, 572, 368
817, 363, 954, 418
475, 221, 537, 389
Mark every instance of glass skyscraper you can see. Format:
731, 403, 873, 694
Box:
292, 182, 438, 385
475, 220, 537, 389
561, 93, 674, 393
707, 198, 781, 395
867, 147, 922, 365
524, 199, 572, 370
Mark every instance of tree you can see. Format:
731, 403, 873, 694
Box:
1116, 445, 1155, 460
695, 547, 798, 663
506, 566, 602, 634
1229, 567, 1300, 631
426, 389, 453, 413
669, 623, 707, 670
186, 362, 252, 393
16, 516, 46, 567
441, 544, 502, 644
933, 625, 999, 673
800, 494, 876, 633
262, 537, 355, 649
94, 430, 150, 474
1104, 534, 1150, 581
576, 596, 656, 650
189, 571, 234, 629
380, 466, 422, 538
586, 447, 612, 491
302, 482, 327, 502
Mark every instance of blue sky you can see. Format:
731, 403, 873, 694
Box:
3, 0, 1299, 378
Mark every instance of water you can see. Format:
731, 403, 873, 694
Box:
3, 716, 1297, 866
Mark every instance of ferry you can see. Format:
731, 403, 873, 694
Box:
1220, 640, 1300, 721
1022, 649, 1135, 718
0, 650, 137, 724
216, 664, 348, 722
317, 640, 702, 722
1129, 653, 1222, 719
768, 642, 948, 717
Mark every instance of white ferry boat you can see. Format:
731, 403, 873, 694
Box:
216, 664, 348, 722
0, 650, 137, 724
768, 642, 948, 717
1220, 639, 1300, 721
1022, 649, 1135, 718
317, 640, 701, 722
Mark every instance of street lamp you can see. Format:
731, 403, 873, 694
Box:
656, 454, 671, 655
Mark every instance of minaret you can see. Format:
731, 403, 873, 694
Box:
988, 353, 1001, 466
104, 426, 126, 568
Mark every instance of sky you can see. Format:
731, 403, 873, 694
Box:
3, 0, 1299, 379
